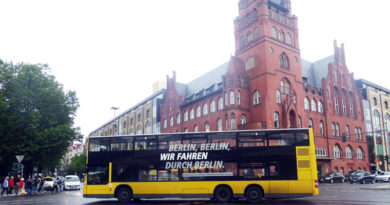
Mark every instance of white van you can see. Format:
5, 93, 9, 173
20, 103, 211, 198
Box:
64, 175, 81, 190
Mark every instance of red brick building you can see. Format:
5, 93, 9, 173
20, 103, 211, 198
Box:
160, 0, 368, 176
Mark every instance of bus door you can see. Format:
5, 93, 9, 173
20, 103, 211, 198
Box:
86, 163, 111, 195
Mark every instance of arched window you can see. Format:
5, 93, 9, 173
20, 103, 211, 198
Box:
210, 100, 216, 113
342, 90, 347, 115
308, 118, 313, 129
205, 122, 210, 132
357, 147, 363, 160
254, 27, 259, 39
170, 116, 173, 126
349, 93, 354, 117
194, 125, 198, 132
334, 88, 339, 114
240, 36, 246, 48
190, 108, 195, 120
279, 53, 289, 69
304, 97, 310, 110
196, 106, 201, 118
271, 26, 277, 38
346, 146, 353, 159
346, 125, 350, 139
374, 110, 381, 136
203, 103, 208, 115
285, 82, 290, 95
176, 113, 181, 124
145, 121, 151, 134
274, 112, 280, 128
318, 101, 324, 113
163, 119, 167, 129
311, 99, 317, 112
286, 33, 292, 45
281, 81, 285, 94
218, 97, 223, 110
231, 113, 236, 130
336, 123, 340, 137
184, 110, 188, 122
247, 31, 253, 42
230, 90, 235, 105
298, 117, 302, 128
332, 123, 336, 137
276, 90, 281, 104
320, 121, 324, 135
241, 114, 247, 125
137, 125, 142, 135
217, 118, 223, 131
129, 128, 134, 136
278, 30, 285, 42
333, 145, 341, 159
359, 128, 363, 140
237, 91, 241, 105
253, 90, 261, 105
355, 127, 359, 140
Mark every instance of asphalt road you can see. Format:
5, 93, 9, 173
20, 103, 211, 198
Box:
1, 183, 390, 205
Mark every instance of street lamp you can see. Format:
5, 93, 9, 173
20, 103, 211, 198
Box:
111, 106, 119, 117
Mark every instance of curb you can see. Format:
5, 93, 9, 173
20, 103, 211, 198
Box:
0, 191, 61, 199
360, 186, 390, 190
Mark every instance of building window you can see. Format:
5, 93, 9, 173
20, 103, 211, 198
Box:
332, 123, 335, 137
279, 53, 289, 69
146, 110, 150, 118
237, 91, 241, 105
194, 106, 201, 118
357, 147, 363, 160
184, 110, 188, 122
355, 127, 358, 140
169, 116, 173, 126
359, 128, 363, 140
286, 33, 292, 45
374, 97, 378, 106
217, 118, 222, 131
194, 125, 198, 132
137, 125, 142, 135
333, 145, 341, 159
225, 92, 228, 106
281, 81, 285, 94
245, 56, 255, 70
278, 30, 285, 42
190, 108, 195, 120
311, 99, 317, 112
145, 121, 151, 134
342, 99, 347, 115
203, 103, 208, 116
274, 112, 280, 128
163, 119, 167, 129
350, 102, 354, 117
336, 123, 340, 137
346, 146, 353, 159
374, 110, 381, 136
285, 82, 290, 95
129, 128, 134, 136
230, 90, 235, 105
247, 31, 253, 42
253, 90, 261, 105
335, 98, 340, 114
218, 97, 223, 110
205, 122, 210, 132
298, 117, 302, 128
231, 113, 236, 130
176, 113, 181, 124
254, 27, 259, 39
210, 100, 216, 113
225, 114, 228, 131
241, 114, 247, 125
304, 97, 310, 110
276, 90, 281, 104
240, 36, 246, 48
346, 125, 350, 139
320, 121, 324, 135
271, 26, 277, 38
308, 118, 313, 129
318, 101, 323, 113
316, 148, 326, 157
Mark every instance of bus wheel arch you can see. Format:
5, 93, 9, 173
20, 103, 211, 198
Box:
114, 185, 133, 203
244, 184, 264, 203
213, 184, 233, 203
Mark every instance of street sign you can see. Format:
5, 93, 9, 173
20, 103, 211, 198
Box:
15, 155, 24, 163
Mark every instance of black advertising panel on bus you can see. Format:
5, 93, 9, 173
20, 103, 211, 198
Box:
87, 129, 309, 183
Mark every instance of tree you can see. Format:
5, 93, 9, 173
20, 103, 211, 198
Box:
0, 61, 82, 176
67, 152, 86, 176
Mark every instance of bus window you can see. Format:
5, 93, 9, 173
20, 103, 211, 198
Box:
135, 136, 157, 150
295, 132, 309, 146
111, 137, 133, 151
239, 163, 265, 179
238, 132, 266, 147
268, 133, 295, 146
89, 138, 110, 152
208, 133, 237, 148
87, 165, 109, 185
158, 135, 181, 150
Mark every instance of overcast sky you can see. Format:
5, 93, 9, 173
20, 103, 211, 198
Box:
1, 0, 389, 140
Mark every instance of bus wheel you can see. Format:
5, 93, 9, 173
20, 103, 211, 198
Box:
245, 186, 263, 203
117, 187, 132, 203
214, 186, 232, 203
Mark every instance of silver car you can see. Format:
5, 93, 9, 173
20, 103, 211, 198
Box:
375, 172, 390, 182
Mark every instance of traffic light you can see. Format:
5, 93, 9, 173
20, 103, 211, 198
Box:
385, 155, 389, 163
342, 134, 346, 142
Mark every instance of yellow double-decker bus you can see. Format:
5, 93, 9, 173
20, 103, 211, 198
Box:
83, 128, 318, 203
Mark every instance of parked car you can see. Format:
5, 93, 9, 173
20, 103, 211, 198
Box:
345, 170, 364, 182
349, 172, 375, 184
375, 172, 390, 182
64, 175, 81, 190
320, 173, 345, 183
43, 177, 55, 191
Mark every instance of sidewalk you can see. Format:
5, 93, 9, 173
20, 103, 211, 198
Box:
360, 185, 390, 190
0, 190, 62, 199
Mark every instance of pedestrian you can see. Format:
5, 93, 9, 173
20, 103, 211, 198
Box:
25, 178, 33, 195
32, 176, 39, 194
19, 178, 25, 195
1, 176, 9, 196
57, 177, 62, 192
51, 178, 58, 193
14, 174, 21, 196
8, 176, 14, 195
38, 177, 45, 193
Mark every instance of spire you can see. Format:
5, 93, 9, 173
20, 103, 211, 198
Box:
226, 56, 245, 74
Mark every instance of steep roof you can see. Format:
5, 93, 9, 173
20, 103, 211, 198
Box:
301, 55, 334, 88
